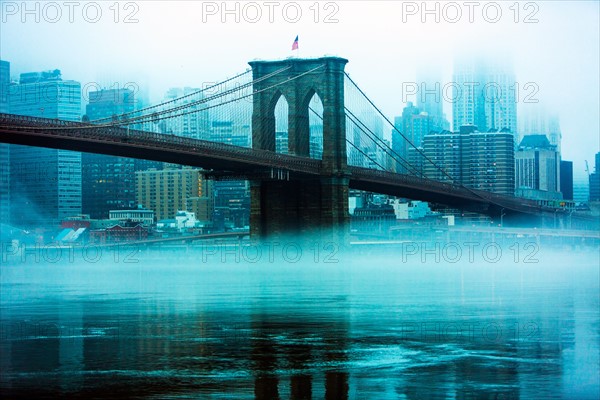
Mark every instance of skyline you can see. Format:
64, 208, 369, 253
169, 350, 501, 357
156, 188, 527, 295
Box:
1, 0, 599, 176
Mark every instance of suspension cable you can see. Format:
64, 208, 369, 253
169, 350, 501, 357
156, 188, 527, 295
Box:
103, 65, 292, 126
1, 66, 291, 130
345, 107, 423, 177
343, 72, 501, 205
346, 139, 387, 171
89, 69, 253, 123
129, 64, 325, 126
344, 72, 460, 183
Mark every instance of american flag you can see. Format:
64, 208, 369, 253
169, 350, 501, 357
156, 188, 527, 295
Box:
291, 36, 299, 51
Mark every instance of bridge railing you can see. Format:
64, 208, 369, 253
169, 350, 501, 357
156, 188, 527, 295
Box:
349, 166, 547, 213
0, 113, 561, 215
349, 166, 478, 197
0, 113, 322, 175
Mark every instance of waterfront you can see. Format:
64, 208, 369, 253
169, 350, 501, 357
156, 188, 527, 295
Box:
1, 247, 598, 399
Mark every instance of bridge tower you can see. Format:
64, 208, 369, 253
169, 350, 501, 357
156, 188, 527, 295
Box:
249, 57, 349, 240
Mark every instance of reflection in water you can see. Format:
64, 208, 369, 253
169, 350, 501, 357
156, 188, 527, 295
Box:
0, 250, 599, 398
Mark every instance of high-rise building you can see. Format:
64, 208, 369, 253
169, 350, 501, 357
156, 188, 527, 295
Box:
590, 152, 600, 202
573, 176, 589, 204
348, 111, 383, 167
392, 117, 404, 173
560, 160, 574, 201
9, 69, 82, 227
515, 135, 561, 200
519, 105, 561, 152
135, 167, 206, 221
0, 60, 8, 112
186, 180, 214, 225
209, 120, 251, 229
452, 60, 487, 132
403, 102, 433, 147
0, 60, 10, 225
309, 122, 324, 159
416, 67, 450, 132
161, 87, 211, 140
422, 129, 463, 184
308, 93, 324, 159
213, 180, 250, 230
452, 59, 517, 136
276, 131, 288, 154
423, 125, 515, 195
393, 102, 435, 173
83, 88, 137, 219
210, 120, 250, 147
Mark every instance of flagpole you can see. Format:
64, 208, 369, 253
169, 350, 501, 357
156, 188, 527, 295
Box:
291, 35, 299, 58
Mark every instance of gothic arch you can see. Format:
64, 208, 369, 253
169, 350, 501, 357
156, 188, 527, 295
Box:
249, 57, 348, 172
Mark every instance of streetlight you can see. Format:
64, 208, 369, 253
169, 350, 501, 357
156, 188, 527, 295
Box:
500, 208, 506, 228
568, 209, 574, 230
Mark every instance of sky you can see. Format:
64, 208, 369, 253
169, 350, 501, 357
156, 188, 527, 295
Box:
1, 0, 599, 177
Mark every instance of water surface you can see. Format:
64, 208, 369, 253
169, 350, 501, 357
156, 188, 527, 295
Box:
1, 247, 598, 399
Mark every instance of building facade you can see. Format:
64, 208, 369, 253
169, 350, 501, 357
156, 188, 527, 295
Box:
416, 67, 450, 133
423, 125, 515, 195
560, 160, 574, 201
210, 120, 251, 229
135, 167, 206, 221
590, 152, 600, 202
519, 105, 562, 152
9, 69, 82, 227
392, 102, 435, 174
160, 87, 211, 140
0, 60, 10, 225
573, 176, 590, 204
83, 88, 137, 219
452, 59, 517, 136
109, 208, 155, 226
515, 135, 561, 199
89, 223, 148, 244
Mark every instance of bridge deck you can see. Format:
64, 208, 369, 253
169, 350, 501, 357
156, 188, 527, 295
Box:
0, 113, 560, 216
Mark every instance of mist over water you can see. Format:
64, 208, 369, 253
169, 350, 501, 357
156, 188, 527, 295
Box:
1, 241, 598, 399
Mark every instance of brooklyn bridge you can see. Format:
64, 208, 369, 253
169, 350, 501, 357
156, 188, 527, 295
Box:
0, 57, 571, 238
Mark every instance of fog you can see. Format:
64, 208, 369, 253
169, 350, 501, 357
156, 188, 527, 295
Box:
2, 237, 599, 397
2, 1, 599, 176
1, 3, 600, 396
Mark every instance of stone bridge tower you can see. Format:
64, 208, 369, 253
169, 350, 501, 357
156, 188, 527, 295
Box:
248, 57, 349, 240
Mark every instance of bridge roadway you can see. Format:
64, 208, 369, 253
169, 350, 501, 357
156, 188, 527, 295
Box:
0, 113, 554, 216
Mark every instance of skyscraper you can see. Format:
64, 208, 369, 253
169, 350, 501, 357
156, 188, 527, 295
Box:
0, 60, 10, 225
423, 125, 515, 195
573, 176, 589, 204
348, 111, 384, 167
452, 59, 517, 136
83, 88, 137, 219
0, 60, 8, 112
85, 88, 135, 122
210, 120, 250, 147
519, 105, 562, 152
9, 70, 82, 227
416, 66, 450, 133
135, 167, 206, 221
161, 87, 211, 140
309, 94, 324, 159
590, 152, 600, 202
393, 102, 435, 174
515, 135, 561, 199
210, 120, 251, 229
560, 160, 574, 201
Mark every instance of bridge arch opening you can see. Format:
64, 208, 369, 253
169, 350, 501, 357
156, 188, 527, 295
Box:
272, 92, 289, 154
248, 57, 350, 239
305, 90, 323, 160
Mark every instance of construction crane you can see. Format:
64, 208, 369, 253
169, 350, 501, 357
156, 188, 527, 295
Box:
585, 160, 590, 177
